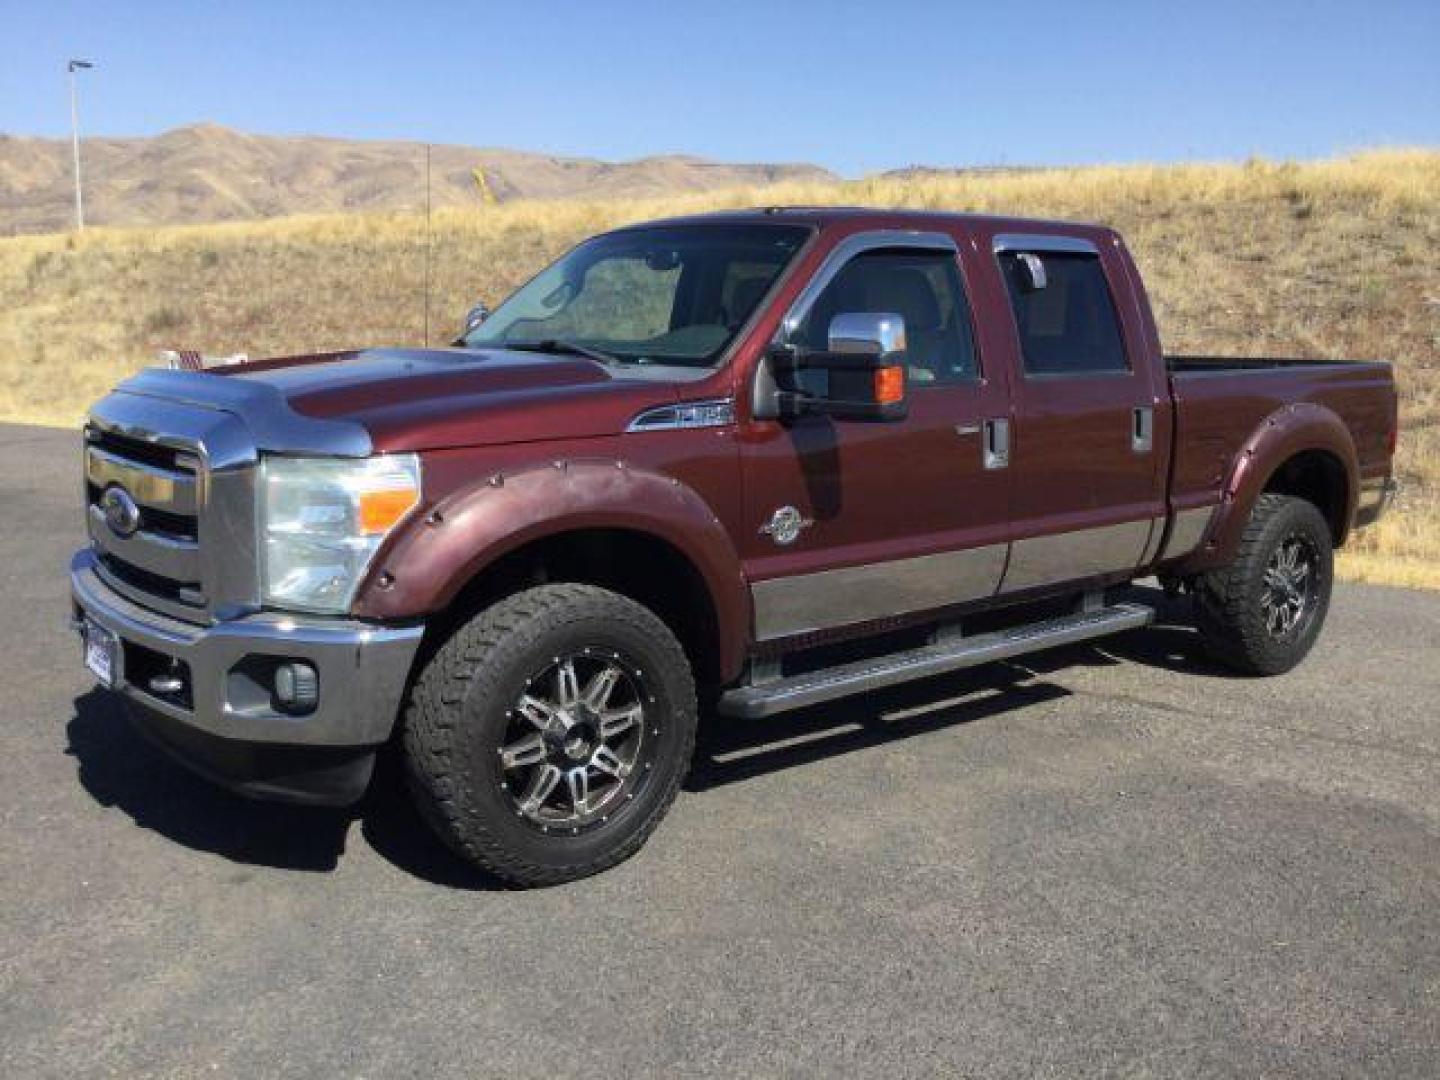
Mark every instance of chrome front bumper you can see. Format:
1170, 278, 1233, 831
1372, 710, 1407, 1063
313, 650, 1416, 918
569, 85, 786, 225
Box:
70, 548, 424, 749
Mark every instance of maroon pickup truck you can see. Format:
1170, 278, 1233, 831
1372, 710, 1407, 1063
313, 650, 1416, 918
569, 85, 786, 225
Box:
71, 208, 1398, 885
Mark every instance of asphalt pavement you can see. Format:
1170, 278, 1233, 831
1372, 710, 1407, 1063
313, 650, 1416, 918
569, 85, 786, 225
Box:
1, 421, 1436, 1078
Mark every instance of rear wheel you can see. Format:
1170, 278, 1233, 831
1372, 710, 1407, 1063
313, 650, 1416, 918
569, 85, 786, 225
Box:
403, 583, 697, 887
1193, 493, 1333, 675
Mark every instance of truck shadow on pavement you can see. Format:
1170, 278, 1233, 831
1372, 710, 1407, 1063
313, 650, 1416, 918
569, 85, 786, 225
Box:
66, 689, 357, 874
688, 667, 1072, 792
65, 688, 510, 888
64, 588, 1230, 888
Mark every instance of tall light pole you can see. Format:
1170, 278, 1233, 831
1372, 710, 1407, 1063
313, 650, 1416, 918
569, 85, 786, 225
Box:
67, 59, 95, 230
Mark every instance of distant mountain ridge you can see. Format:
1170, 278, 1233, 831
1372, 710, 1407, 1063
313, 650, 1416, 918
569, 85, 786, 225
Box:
0, 123, 837, 234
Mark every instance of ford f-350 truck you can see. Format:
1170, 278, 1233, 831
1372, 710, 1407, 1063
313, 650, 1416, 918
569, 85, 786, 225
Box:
71, 209, 1399, 885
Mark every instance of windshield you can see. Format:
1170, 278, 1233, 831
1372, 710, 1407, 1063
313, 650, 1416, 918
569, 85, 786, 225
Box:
463, 223, 811, 368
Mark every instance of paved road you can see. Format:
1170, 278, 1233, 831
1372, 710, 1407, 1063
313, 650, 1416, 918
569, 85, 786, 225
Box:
1, 421, 1437, 1078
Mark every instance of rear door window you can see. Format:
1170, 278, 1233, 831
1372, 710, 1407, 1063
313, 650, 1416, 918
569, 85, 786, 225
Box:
998, 250, 1129, 376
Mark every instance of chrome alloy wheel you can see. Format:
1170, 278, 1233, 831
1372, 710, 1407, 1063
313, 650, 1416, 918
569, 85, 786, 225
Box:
1260, 534, 1319, 639
498, 650, 651, 831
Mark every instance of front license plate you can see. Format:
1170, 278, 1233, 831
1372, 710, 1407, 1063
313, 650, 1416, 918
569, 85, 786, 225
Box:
83, 618, 120, 689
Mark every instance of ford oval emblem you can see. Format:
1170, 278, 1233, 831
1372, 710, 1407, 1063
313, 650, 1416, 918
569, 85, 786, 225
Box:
101, 485, 142, 538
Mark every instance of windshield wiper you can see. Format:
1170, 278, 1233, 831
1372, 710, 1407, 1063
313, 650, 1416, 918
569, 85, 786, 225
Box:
503, 339, 620, 365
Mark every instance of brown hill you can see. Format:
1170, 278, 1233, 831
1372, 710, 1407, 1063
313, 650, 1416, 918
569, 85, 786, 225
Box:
0, 123, 835, 234
2, 150, 1435, 587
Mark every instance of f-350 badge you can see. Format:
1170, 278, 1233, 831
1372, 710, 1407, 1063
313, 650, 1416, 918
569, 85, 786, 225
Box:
760, 505, 812, 546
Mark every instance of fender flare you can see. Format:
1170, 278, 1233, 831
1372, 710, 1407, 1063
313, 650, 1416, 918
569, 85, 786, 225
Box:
353, 459, 752, 682
1188, 402, 1358, 570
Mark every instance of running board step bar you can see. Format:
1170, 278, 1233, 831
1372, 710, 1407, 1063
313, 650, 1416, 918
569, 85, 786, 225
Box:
719, 602, 1155, 719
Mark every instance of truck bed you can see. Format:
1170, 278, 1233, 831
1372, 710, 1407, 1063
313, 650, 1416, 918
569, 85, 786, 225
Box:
1165, 355, 1397, 531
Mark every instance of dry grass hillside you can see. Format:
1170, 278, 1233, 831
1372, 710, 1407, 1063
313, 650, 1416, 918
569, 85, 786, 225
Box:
1, 150, 1436, 586
0, 124, 834, 234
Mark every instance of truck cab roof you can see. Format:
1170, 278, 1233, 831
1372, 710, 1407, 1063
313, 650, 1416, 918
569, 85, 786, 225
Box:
621, 205, 1114, 239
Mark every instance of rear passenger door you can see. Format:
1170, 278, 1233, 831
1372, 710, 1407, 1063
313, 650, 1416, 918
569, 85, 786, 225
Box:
992, 234, 1167, 592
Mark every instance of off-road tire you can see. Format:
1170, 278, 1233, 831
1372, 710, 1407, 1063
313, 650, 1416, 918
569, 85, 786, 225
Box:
1194, 493, 1334, 676
403, 583, 697, 887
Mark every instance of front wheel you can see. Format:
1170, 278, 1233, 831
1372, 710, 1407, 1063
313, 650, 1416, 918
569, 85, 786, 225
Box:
1193, 493, 1334, 676
403, 583, 697, 887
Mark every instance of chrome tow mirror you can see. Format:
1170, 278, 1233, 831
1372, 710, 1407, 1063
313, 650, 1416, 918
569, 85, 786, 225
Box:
827, 311, 907, 361
759, 311, 909, 423
1015, 253, 1047, 291
462, 302, 490, 335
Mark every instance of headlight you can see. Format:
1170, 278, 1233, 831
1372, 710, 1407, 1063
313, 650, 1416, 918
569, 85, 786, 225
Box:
260, 454, 421, 613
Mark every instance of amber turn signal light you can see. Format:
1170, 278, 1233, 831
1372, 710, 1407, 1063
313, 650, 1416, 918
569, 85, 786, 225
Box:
358, 486, 421, 535
873, 365, 905, 405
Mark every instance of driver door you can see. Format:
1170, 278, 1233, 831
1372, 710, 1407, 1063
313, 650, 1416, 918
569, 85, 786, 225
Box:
739, 231, 1013, 643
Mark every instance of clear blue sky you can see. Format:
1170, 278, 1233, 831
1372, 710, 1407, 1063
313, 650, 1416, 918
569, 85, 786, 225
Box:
2, 0, 1437, 175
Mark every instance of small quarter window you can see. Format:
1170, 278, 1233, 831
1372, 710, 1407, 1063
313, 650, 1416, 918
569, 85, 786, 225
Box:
999, 251, 1129, 376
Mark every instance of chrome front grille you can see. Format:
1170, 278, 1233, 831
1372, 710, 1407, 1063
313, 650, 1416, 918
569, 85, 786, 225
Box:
85, 426, 209, 620
82, 365, 376, 625
86, 440, 200, 523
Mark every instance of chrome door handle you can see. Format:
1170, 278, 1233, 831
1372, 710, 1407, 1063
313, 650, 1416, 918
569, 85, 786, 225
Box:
954, 423, 982, 437
1132, 407, 1154, 454
983, 418, 1010, 470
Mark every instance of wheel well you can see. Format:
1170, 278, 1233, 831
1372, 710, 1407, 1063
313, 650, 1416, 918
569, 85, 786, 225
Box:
428, 529, 722, 690
1263, 449, 1348, 545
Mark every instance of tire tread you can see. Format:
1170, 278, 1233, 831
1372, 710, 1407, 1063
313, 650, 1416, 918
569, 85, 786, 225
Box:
402, 583, 695, 887
1194, 493, 1332, 676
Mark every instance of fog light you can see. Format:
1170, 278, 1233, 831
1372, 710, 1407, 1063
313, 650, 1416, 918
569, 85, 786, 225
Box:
274, 662, 318, 712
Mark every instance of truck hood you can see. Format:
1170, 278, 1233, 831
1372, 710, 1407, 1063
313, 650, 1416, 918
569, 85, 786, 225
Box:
219, 346, 684, 452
